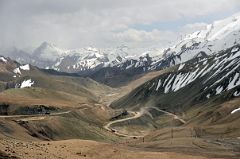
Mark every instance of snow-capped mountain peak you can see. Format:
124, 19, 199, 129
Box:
33, 42, 67, 61
207, 14, 240, 41
161, 13, 240, 67
183, 13, 240, 42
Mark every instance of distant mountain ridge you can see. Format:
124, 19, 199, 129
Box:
6, 42, 163, 73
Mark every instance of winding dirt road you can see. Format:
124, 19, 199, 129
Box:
149, 107, 186, 124
104, 110, 144, 137
104, 107, 186, 138
0, 110, 71, 121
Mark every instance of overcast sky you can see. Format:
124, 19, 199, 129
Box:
0, 0, 240, 50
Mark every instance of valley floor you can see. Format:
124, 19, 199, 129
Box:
0, 138, 219, 159
0, 107, 239, 159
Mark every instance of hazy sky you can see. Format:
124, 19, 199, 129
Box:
0, 0, 240, 50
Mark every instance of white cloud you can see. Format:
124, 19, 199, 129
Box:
0, 0, 240, 50
112, 29, 177, 48
182, 23, 208, 31
177, 22, 208, 39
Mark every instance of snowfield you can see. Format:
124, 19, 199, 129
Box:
20, 79, 34, 88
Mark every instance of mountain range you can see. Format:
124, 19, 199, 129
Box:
4, 13, 240, 87
0, 13, 240, 159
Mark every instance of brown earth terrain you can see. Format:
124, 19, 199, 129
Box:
0, 65, 239, 159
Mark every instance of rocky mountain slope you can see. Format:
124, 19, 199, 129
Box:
110, 44, 240, 139
0, 55, 121, 143
0, 55, 113, 112
96, 44, 240, 158
112, 44, 240, 109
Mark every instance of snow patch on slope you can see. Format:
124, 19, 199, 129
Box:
20, 79, 34, 88
234, 91, 240, 96
231, 107, 240, 114
227, 73, 240, 90
216, 86, 224, 95
13, 64, 31, 75
153, 44, 240, 97
178, 63, 185, 71
13, 68, 21, 74
20, 64, 30, 71
0, 57, 7, 63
